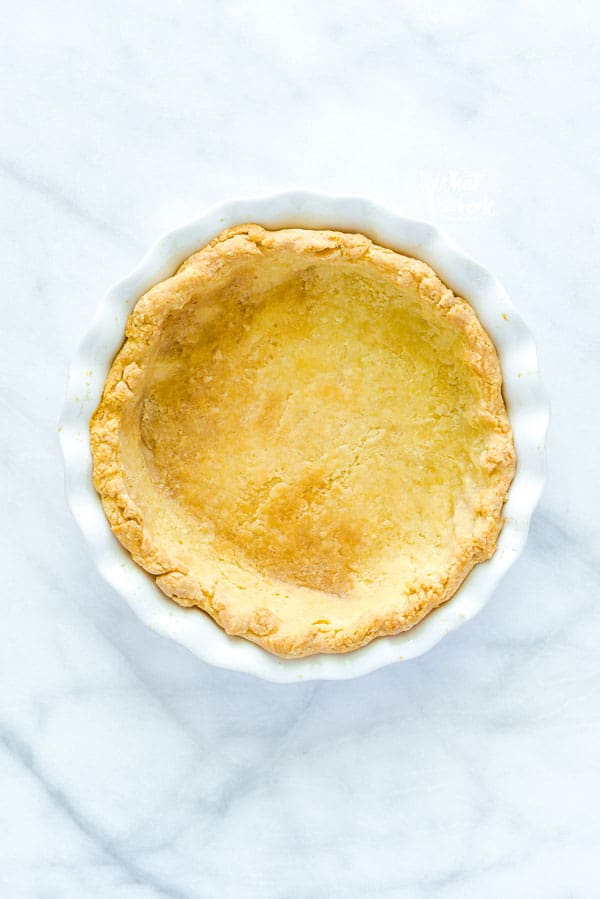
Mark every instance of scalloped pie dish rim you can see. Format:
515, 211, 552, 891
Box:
60, 191, 548, 682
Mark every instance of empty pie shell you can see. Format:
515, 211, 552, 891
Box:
90, 224, 515, 657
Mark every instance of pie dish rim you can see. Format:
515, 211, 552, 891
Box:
59, 190, 548, 682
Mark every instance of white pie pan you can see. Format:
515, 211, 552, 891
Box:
60, 191, 549, 683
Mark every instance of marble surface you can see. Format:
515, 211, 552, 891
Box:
1, 1, 598, 896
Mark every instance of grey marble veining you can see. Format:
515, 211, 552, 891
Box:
1, 1, 599, 896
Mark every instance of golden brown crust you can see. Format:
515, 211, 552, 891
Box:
90, 225, 516, 657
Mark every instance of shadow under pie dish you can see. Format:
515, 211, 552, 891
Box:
90, 223, 516, 658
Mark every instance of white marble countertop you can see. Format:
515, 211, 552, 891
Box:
2, 2, 599, 896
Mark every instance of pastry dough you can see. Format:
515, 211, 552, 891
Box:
91, 225, 515, 657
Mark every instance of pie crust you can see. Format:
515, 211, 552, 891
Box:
90, 225, 516, 657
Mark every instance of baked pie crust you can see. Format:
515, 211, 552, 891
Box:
91, 225, 516, 657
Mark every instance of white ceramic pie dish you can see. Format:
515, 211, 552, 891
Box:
60, 190, 548, 683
